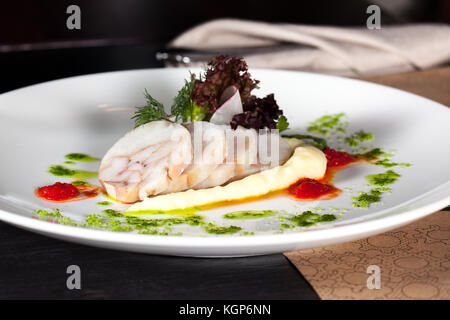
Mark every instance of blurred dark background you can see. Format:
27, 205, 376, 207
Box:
1, 0, 449, 49
0, 0, 449, 91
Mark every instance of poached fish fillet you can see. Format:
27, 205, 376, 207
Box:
99, 120, 293, 203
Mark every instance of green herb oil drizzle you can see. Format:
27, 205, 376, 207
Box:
64, 153, 100, 162
223, 210, 277, 220
48, 165, 98, 179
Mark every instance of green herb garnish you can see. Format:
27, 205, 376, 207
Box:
133, 89, 172, 128
288, 211, 336, 227
125, 214, 204, 229
276, 115, 289, 132
375, 159, 411, 168
48, 165, 97, 179
65, 153, 99, 162
132, 56, 290, 130
307, 113, 346, 136
282, 134, 328, 150
366, 170, 401, 186
345, 130, 374, 147
359, 147, 384, 160
102, 209, 124, 218
85, 213, 132, 232
171, 72, 207, 122
35, 209, 78, 226
204, 223, 242, 234
97, 201, 112, 206
352, 189, 382, 208
223, 210, 277, 220
48, 165, 75, 176
36, 208, 63, 218
71, 180, 89, 186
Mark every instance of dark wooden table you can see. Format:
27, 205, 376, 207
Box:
0, 44, 318, 300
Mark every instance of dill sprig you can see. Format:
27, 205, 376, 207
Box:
132, 89, 172, 128
171, 72, 197, 122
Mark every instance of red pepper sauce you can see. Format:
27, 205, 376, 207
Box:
322, 147, 356, 168
288, 147, 357, 201
35, 182, 99, 202
288, 178, 341, 200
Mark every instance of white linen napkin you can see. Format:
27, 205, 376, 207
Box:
169, 19, 450, 76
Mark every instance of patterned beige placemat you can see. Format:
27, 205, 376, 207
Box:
284, 210, 450, 299
356, 66, 450, 107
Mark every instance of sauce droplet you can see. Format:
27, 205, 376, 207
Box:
323, 147, 355, 168
35, 182, 100, 202
35, 182, 80, 201
288, 178, 340, 200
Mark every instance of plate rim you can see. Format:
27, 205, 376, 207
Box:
0, 181, 448, 248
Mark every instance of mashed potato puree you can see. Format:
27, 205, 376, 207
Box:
126, 139, 326, 213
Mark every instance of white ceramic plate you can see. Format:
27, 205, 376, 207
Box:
0, 68, 449, 257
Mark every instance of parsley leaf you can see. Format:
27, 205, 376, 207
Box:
276, 115, 289, 132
